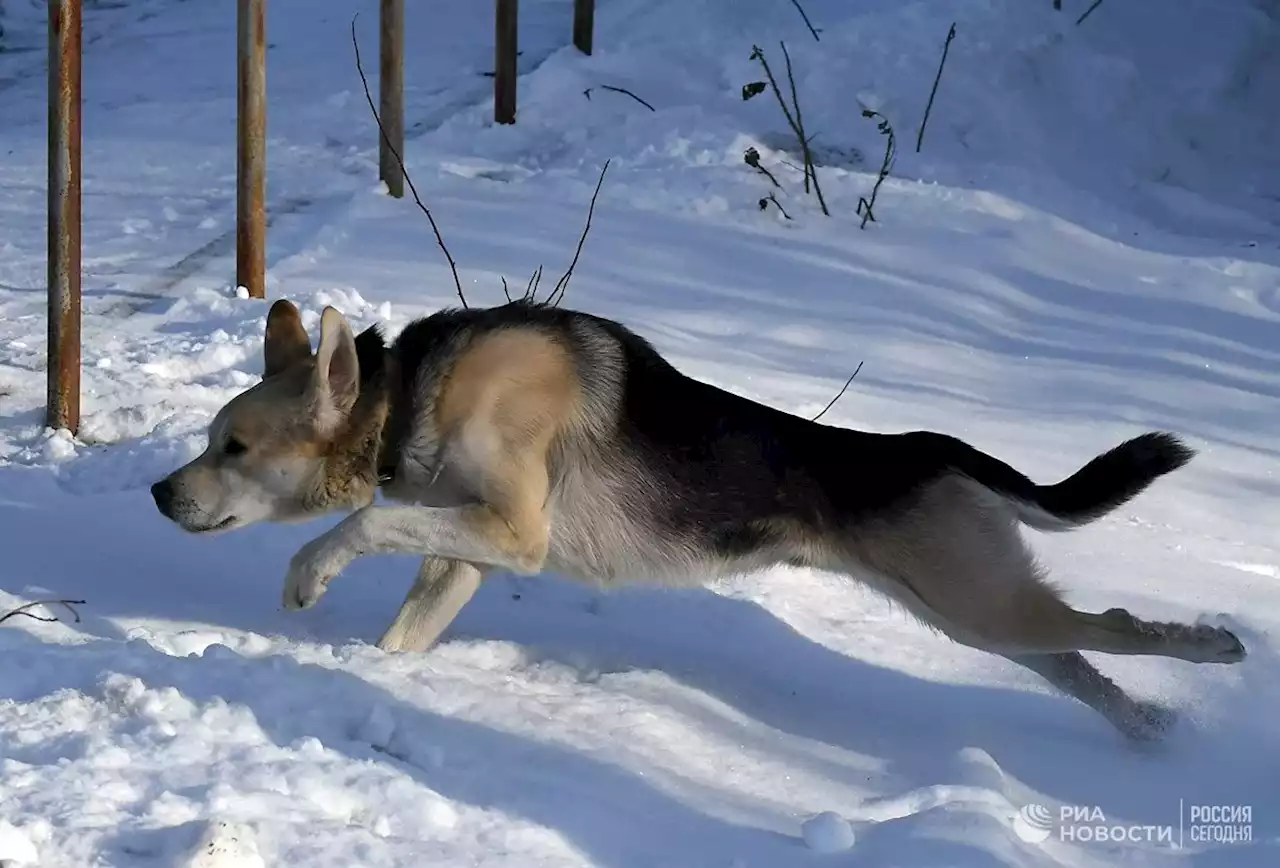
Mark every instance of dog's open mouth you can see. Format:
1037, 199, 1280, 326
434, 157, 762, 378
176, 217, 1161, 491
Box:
192, 515, 238, 533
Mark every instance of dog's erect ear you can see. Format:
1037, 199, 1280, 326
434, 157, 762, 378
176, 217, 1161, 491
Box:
314, 306, 360, 415
263, 299, 312, 377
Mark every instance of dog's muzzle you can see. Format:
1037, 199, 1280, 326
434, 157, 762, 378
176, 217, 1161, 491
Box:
151, 479, 175, 518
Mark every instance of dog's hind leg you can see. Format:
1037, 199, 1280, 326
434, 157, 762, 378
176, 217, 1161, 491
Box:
1067, 607, 1245, 663
1006, 651, 1175, 741
376, 557, 482, 654
946, 583, 1246, 665
860, 477, 1247, 666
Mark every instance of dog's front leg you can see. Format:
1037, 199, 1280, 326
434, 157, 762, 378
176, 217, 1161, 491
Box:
283, 503, 546, 610
376, 558, 484, 653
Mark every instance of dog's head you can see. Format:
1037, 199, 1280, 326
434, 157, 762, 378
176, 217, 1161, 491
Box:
151, 299, 380, 533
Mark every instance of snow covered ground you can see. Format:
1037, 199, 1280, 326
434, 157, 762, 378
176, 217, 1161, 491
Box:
2, 0, 1279, 865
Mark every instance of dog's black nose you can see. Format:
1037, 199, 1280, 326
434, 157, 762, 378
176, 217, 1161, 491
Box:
151, 479, 174, 515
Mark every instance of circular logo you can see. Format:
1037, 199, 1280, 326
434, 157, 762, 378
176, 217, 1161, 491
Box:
1013, 804, 1055, 844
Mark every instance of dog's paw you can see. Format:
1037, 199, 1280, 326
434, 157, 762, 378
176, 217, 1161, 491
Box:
1185, 622, 1246, 664
1192, 613, 1248, 663
282, 545, 338, 611
1118, 700, 1178, 742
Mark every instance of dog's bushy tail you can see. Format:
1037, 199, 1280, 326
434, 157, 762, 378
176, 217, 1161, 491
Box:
946, 431, 1195, 531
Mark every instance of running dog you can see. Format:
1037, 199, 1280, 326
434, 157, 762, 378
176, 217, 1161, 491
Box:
151, 298, 1245, 740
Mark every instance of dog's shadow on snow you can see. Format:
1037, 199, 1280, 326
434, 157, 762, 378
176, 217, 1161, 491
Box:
445, 576, 1184, 780
443, 576, 1280, 865
308, 567, 1262, 832
0, 624, 1006, 868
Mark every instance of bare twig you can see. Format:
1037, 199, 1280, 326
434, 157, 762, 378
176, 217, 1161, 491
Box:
811, 361, 864, 421
1075, 0, 1106, 25
758, 193, 792, 220
857, 109, 896, 229
352, 14, 468, 308
787, 0, 821, 41
744, 147, 781, 188
780, 41, 812, 194
916, 23, 956, 153
750, 43, 829, 216
584, 85, 656, 112
524, 264, 544, 302
0, 599, 86, 626
501, 276, 512, 302
750, 47, 801, 152
547, 160, 610, 307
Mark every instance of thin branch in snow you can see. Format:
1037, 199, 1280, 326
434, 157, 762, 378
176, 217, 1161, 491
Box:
547, 160, 610, 308
351, 14, 468, 308
750, 43, 829, 215
744, 147, 781, 188
584, 85, 657, 112
524, 265, 544, 302
0, 598, 86, 626
787, 0, 822, 42
916, 23, 956, 153
811, 361, 864, 422
758, 193, 792, 220
857, 109, 897, 229
1076, 0, 1106, 25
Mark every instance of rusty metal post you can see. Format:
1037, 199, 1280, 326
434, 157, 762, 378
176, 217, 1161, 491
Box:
237, 0, 266, 298
47, 0, 82, 434
379, 0, 404, 197
494, 0, 517, 124
572, 0, 594, 55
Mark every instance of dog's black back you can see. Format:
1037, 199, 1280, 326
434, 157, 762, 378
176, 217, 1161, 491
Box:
382, 300, 1058, 563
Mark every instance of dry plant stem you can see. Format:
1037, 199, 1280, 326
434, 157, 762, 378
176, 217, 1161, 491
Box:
761, 193, 792, 220
524, 265, 543, 302
780, 42, 811, 194
548, 160, 610, 307
745, 148, 781, 188
751, 47, 802, 161
755, 165, 781, 188
811, 360, 864, 422
1076, 0, 1106, 25
752, 43, 828, 216
351, 14, 468, 308
858, 110, 896, 229
0, 599, 86, 625
788, 0, 821, 41
585, 85, 656, 112
501, 276, 512, 302
915, 23, 956, 154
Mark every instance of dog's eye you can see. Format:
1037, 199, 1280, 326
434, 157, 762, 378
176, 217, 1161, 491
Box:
223, 437, 248, 457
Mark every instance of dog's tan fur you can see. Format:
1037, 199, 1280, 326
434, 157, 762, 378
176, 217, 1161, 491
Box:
431, 328, 579, 573
152, 299, 1246, 741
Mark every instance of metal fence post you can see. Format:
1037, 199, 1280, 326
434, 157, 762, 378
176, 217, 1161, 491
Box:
47, 0, 82, 433
572, 0, 593, 55
379, 0, 404, 197
237, 0, 266, 298
494, 0, 517, 124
